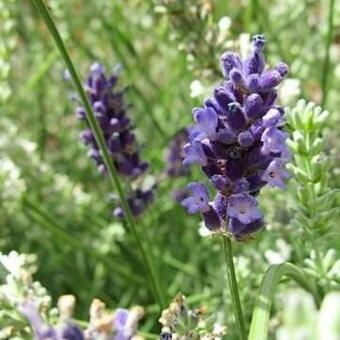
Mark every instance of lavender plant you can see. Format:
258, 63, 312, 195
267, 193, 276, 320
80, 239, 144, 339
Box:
286, 100, 337, 238
286, 100, 339, 294
178, 34, 291, 340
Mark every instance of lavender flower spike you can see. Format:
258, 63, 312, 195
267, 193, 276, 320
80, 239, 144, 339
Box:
73, 63, 154, 218
180, 35, 290, 239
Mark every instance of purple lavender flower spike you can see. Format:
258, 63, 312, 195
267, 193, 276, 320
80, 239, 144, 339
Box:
179, 35, 289, 239
261, 159, 290, 189
74, 63, 149, 179
227, 193, 262, 225
181, 182, 210, 214
72, 63, 154, 218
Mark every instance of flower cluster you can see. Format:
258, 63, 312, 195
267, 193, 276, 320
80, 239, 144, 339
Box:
181, 35, 290, 239
75, 63, 153, 217
19, 297, 144, 340
159, 294, 227, 340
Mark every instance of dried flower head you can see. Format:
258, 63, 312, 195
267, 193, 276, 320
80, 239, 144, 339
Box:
159, 294, 227, 340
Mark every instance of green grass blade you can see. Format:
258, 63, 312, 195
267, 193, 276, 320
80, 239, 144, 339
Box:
248, 262, 321, 340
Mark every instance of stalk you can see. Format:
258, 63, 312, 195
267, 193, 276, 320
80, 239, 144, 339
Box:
221, 235, 247, 340
31, 0, 166, 309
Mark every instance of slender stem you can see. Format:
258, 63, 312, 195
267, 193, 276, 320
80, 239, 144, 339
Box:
221, 235, 247, 340
31, 0, 165, 309
321, 0, 335, 108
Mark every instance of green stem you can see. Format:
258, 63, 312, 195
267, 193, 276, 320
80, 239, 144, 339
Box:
321, 0, 335, 108
31, 0, 165, 309
248, 262, 321, 340
221, 236, 247, 340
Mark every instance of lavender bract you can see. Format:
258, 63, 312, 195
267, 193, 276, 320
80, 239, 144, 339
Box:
181, 35, 290, 239
74, 63, 153, 217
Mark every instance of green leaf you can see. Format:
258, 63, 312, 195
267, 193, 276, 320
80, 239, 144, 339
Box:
248, 262, 321, 340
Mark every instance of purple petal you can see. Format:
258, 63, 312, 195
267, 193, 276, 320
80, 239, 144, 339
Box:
193, 107, 218, 140
261, 159, 289, 189
259, 70, 282, 91
229, 217, 264, 236
226, 102, 246, 131
227, 193, 262, 225
238, 131, 254, 148
115, 308, 129, 329
183, 140, 208, 166
243, 35, 266, 75
246, 74, 260, 92
262, 108, 282, 128
18, 301, 56, 340
261, 127, 288, 154
213, 87, 235, 111
181, 182, 210, 214
244, 93, 264, 120
274, 62, 289, 77
230, 68, 245, 87
202, 205, 221, 230
220, 52, 242, 77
